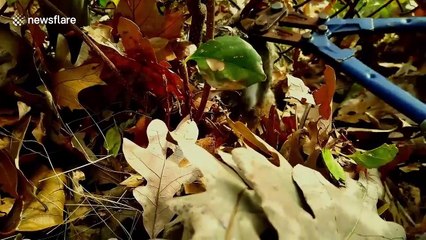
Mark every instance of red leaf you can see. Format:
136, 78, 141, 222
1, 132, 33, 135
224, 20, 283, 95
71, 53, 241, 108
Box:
101, 46, 184, 101
116, 0, 184, 39
313, 65, 336, 119
117, 17, 157, 62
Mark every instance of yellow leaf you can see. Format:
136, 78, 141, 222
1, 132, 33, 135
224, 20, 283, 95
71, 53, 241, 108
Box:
16, 167, 66, 231
52, 64, 106, 110
0, 197, 15, 217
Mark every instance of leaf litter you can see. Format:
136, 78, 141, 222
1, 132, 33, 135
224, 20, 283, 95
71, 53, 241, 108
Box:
0, 0, 424, 239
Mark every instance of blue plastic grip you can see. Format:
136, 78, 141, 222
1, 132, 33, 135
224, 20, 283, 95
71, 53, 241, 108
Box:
325, 17, 426, 35
306, 34, 426, 124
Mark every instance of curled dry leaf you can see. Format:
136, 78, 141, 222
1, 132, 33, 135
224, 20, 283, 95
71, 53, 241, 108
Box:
122, 119, 201, 238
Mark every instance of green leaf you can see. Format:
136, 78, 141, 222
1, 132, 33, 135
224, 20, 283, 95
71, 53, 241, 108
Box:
348, 143, 398, 169
99, 0, 119, 7
321, 149, 346, 183
104, 125, 121, 157
99, 0, 108, 7
188, 36, 266, 90
7, 0, 17, 5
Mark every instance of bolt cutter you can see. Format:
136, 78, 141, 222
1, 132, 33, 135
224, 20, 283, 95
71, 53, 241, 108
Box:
238, 0, 426, 134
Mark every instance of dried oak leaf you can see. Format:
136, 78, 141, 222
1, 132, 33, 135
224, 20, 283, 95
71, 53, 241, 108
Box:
169, 141, 267, 239
122, 120, 200, 238
51, 63, 106, 110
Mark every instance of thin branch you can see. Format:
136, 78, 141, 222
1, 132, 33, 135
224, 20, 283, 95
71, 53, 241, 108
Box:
177, 62, 193, 117
330, 3, 348, 18
206, 0, 215, 40
343, 0, 361, 18
194, 83, 211, 122
186, 0, 205, 46
194, 0, 215, 122
294, 0, 311, 9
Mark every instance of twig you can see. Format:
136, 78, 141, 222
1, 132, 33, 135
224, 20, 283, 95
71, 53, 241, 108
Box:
330, 3, 349, 18
299, 103, 312, 129
178, 62, 193, 118
205, 0, 215, 40
343, 0, 361, 18
294, 0, 311, 9
194, 83, 211, 122
228, 0, 241, 10
193, 0, 216, 122
186, 0, 205, 46
163, 74, 171, 128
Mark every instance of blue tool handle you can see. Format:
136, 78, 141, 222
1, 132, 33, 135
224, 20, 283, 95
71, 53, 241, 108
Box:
338, 57, 426, 125
326, 17, 426, 35
306, 35, 426, 125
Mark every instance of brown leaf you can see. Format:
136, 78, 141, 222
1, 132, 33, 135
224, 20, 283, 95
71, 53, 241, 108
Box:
31, 113, 46, 143
227, 118, 280, 166
0, 150, 18, 198
116, 0, 184, 39
280, 130, 305, 167
51, 63, 106, 110
313, 65, 336, 119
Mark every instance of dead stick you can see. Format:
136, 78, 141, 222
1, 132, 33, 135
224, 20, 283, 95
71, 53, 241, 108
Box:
205, 0, 215, 40
194, 0, 215, 122
186, 0, 205, 46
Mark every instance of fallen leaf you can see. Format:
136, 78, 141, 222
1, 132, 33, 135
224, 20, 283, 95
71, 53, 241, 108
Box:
348, 143, 399, 169
104, 124, 121, 157
286, 74, 315, 104
0, 150, 18, 198
17, 166, 66, 231
313, 65, 336, 119
0, 197, 15, 217
232, 146, 405, 239
117, 17, 157, 62
120, 174, 144, 188
116, 0, 184, 39
51, 63, 106, 110
170, 141, 267, 239
31, 113, 46, 143
71, 132, 98, 162
71, 170, 85, 203
122, 119, 200, 238
17, 101, 30, 120
321, 148, 346, 183
228, 118, 280, 166
336, 86, 397, 124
